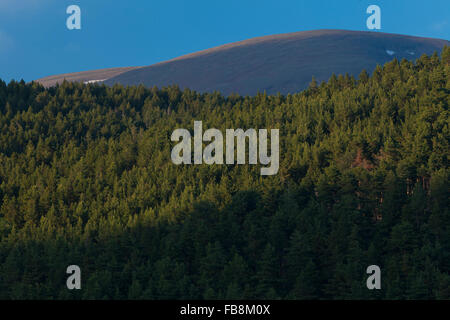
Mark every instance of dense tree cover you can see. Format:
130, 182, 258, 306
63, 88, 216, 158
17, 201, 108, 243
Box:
0, 48, 449, 299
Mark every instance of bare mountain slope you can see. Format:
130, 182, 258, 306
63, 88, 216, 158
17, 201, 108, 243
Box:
36, 29, 449, 95
36, 67, 142, 87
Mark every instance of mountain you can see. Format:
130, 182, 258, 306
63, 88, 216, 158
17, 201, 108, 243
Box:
36, 67, 141, 88
36, 29, 449, 95
4, 47, 450, 299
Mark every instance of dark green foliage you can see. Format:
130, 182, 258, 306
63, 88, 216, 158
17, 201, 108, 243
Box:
0, 47, 449, 299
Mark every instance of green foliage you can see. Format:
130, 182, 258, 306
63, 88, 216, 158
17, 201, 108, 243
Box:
0, 47, 449, 299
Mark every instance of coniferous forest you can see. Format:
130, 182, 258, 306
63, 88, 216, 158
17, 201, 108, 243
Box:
0, 49, 448, 299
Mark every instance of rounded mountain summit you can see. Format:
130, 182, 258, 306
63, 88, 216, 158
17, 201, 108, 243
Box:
37, 29, 450, 96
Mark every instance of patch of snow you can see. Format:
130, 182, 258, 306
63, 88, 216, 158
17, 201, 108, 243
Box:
84, 79, 107, 84
386, 50, 395, 56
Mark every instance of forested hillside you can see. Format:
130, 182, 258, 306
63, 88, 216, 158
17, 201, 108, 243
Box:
0, 48, 448, 299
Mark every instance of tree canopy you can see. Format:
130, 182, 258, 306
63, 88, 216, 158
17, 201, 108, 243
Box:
0, 48, 448, 299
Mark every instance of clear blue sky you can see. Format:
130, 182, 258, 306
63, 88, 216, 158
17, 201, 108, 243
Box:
1, 0, 449, 82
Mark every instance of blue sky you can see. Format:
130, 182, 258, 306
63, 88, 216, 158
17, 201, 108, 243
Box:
0, 0, 449, 82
